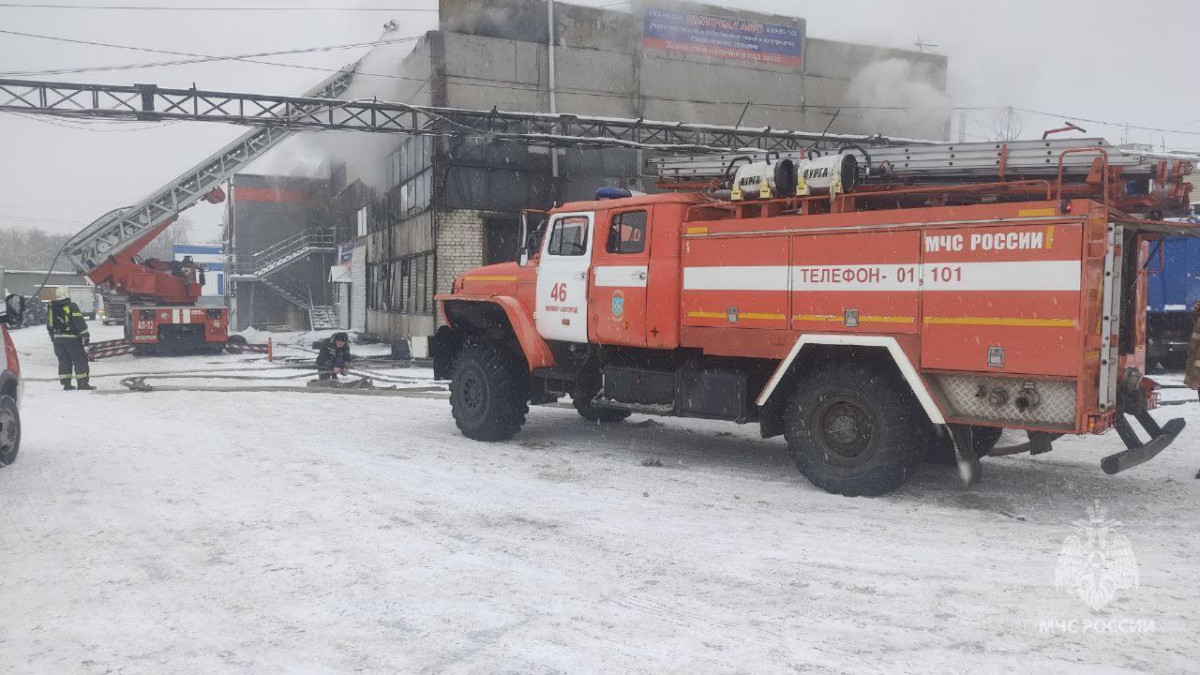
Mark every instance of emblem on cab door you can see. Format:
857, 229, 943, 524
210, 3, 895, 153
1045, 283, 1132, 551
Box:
611, 290, 625, 320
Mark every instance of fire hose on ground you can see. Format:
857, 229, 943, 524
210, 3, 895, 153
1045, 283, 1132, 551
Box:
107, 373, 446, 398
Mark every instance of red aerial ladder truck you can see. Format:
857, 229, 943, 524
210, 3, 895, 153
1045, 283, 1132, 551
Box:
53, 68, 355, 354
432, 139, 1198, 496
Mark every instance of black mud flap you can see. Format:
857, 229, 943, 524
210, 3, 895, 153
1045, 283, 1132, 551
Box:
430, 326, 461, 381
949, 424, 981, 488
1101, 413, 1186, 475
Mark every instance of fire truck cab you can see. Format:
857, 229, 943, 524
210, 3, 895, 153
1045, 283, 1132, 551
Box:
434, 144, 1192, 497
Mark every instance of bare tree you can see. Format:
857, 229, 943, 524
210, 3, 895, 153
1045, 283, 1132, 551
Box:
140, 216, 194, 261
0, 227, 73, 271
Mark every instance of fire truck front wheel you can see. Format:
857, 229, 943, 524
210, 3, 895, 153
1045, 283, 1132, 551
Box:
784, 362, 924, 497
449, 342, 530, 442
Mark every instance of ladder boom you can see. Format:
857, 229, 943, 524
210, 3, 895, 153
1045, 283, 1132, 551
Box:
49, 66, 357, 278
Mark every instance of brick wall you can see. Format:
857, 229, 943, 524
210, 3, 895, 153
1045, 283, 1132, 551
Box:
435, 209, 486, 326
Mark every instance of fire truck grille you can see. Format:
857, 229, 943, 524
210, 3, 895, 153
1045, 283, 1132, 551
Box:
930, 374, 1077, 428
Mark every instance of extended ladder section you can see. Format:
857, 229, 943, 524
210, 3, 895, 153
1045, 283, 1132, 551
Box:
648, 137, 1192, 184
57, 66, 357, 277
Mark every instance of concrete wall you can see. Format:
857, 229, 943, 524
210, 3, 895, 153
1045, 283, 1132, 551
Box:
804, 37, 949, 140
436, 0, 947, 138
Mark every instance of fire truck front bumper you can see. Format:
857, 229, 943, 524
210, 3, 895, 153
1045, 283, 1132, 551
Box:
1101, 413, 1186, 475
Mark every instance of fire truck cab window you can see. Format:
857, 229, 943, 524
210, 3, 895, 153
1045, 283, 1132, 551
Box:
546, 215, 589, 256
606, 211, 647, 254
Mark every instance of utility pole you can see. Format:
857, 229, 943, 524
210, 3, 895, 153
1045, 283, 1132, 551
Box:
547, 0, 559, 179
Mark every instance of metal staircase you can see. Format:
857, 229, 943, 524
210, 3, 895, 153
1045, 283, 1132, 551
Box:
308, 305, 338, 331
253, 271, 337, 331
251, 228, 337, 276
229, 228, 338, 331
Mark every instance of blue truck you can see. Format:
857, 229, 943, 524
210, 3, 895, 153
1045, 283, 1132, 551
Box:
1148, 217, 1200, 369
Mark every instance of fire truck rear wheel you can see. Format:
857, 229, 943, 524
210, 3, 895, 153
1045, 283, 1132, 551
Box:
449, 342, 530, 442
784, 362, 923, 497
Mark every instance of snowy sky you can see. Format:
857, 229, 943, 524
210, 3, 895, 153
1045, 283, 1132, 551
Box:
1, 0, 1199, 237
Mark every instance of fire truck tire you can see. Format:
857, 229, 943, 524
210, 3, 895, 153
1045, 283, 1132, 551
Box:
0, 395, 20, 466
449, 342, 530, 442
783, 362, 923, 497
573, 399, 631, 423
923, 426, 1004, 465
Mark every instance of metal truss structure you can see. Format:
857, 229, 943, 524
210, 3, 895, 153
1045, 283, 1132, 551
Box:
0, 75, 922, 275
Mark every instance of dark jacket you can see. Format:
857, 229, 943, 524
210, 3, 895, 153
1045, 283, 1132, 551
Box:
316, 336, 351, 372
47, 299, 89, 339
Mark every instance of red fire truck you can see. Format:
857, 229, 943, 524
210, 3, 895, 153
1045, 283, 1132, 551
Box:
434, 138, 1195, 496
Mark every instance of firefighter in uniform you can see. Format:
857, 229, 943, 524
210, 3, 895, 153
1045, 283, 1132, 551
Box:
315, 332, 352, 381
47, 286, 94, 390
1185, 301, 1200, 402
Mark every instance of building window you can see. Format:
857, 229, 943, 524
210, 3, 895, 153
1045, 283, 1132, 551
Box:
606, 211, 647, 254
356, 207, 368, 238
367, 252, 433, 314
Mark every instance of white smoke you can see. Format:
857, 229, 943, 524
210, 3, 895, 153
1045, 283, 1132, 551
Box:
846, 58, 951, 141
253, 24, 415, 191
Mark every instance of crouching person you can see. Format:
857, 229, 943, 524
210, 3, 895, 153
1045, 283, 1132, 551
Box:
316, 332, 351, 381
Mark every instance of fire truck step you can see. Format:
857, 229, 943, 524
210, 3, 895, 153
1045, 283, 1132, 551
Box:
1101, 417, 1186, 475
592, 397, 674, 416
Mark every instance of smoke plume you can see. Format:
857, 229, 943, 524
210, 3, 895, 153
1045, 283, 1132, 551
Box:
846, 58, 951, 141
253, 25, 414, 191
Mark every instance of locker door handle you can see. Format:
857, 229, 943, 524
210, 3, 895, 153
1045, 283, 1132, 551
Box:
637, 272, 647, 280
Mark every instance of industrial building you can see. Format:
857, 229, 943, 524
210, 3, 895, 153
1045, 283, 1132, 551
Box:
255, 0, 951, 346
223, 174, 340, 331
0, 269, 89, 297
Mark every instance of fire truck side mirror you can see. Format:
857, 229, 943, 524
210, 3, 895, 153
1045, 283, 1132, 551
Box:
518, 211, 531, 267
4, 294, 25, 327
518, 214, 547, 267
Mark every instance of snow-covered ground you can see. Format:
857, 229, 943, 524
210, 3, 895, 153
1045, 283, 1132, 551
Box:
1, 322, 1198, 674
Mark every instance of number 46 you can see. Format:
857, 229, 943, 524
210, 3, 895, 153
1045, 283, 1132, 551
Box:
550, 282, 568, 302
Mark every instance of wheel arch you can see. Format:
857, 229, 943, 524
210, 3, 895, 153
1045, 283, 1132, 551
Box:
433, 296, 554, 379
757, 335, 945, 436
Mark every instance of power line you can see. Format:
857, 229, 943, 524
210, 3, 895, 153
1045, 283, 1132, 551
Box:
0, 29, 423, 77
1, 109, 182, 131
1012, 107, 1200, 139
0, 2, 435, 11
